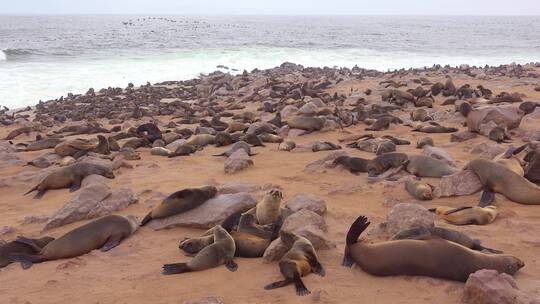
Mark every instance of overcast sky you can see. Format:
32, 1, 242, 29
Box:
3, 0, 540, 15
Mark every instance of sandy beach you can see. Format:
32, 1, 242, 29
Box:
1, 62, 540, 304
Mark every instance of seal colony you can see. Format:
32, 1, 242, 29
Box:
1, 61, 540, 303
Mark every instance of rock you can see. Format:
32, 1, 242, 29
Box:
0, 226, 15, 235
60, 156, 76, 166
81, 174, 110, 188
467, 106, 524, 133
151, 147, 172, 156
148, 192, 257, 230
288, 128, 307, 137
385, 203, 435, 235
479, 121, 498, 137
162, 132, 181, 145
280, 105, 299, 119
298, 102, 318, 116
224, 149, 253, 174
434, 170, 483, 197
277, 125, 290, 138
304, 151, 347, 173
281, 193, 327, 218
183, 297, 224, 304
471, 143, 506, 159
422, 146, 455, 166
21, 215, 49, 225
463, 269, 539, 304
217, 181, 260, 194
521, 129, 540, 142
165, 139, 187, 151
321, 119, 339, 132
451, 131, 477, 142
282, 209, 328, 233
43, 183, 112, 230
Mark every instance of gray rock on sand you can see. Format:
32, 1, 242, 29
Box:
281, 193, 327, 218
467, 106, 524, 133
463, 269, 540, 304
148, 192, 257, 230
470, 143, 506, 159
0, 226, 15, 235
280, 105, 299, 119
434, 170, 483, 198
451, 131, 477, 142
43, 183, 138, 230
0, 140, 22, 168
224, 149, 253, 174
385, 203, 435, 236
304, 151, 347, 173
165, 139, 187, 151
183, 297, 224, 304
263, 209, 333, 263
21, 215, 49, 225
217, 181, 260, 194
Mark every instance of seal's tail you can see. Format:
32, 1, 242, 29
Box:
343, 215, 370, 267
162, 263, 191, 275
140, 213, 152, 226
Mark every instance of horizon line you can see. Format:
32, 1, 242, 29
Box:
1, 13, 540, 17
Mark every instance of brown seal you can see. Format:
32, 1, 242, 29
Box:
392, 226, 502, 254
429, 206, 498, 225
264, 231, 325, 296
342, 216, 524, 282
367, 152, 408, 177
141, 185, 218, 226
212, 141, 255, 157
466, 158, 540, 205
186, 134, 215, 147
365, 116, 400, 131
12, 215, 139, 269
411, 108, 432, 122
168, 144, 199, 158
286, 116, 326, 132
488, 126, 511, 143
24, 162, 115, 199
404, 178, 434, 200
416, 137, 434, 149
163, 225, 237, 274
278, 141, 296, 151
406, 155, 458, 177
332, 155, 369, 175
0, 237, 54, 268
312, 141, 341, 152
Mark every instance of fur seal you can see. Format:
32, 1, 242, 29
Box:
136, 123, 162, 143
242, 133, 265, 147
416, 137, 434, 149
367, 153, 408, 177
168, 144, 199, 158
264, 231, 325, 296
12, 215, 139, 269
312, 141, 341, 152
466, 158, 540, 205
457, 102, 473, 117
332, 155, 369, 175
411, 108, 432, 122
151, 147, 172, 157
186, 134, 215, 147
488, 126, 511, 143
286, 116, 326, 132
93, 135, 110, 155
413, 122, 458, 133
24, 138, 63, 152
236, 189, 283, 239
342, 216, 524, 282
24, 162, 115, 199
429, 206, 498, 225
163, 225, 237, 274
405, 178, 433, 200
214, 132, 234, 147
258, 133, 283, 143
406, 155, 457, 177
278, 141, 296, 152
141, 186, 218, 226
365, 116, 400, 131
392, 226, 502, 254
1, 237, 54, 268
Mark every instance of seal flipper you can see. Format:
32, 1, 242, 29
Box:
225, 260, 238, 272
312, 262, 325, 277
15, 236, 43, 252
69, 178, 82, 192
24, 185, 38, 196
162, 263, 191, 275
479, 186, 495, 207
140, 213, 152, 226
33, 189, 46, 199
100, 236, 122, 252
342, 216, 370, 267
444, 206, 473, 215
293, 275, 310, 296
10, 253, 43, 269
264, 279, 292, 290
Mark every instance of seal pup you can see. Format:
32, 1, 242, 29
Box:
141, 186, 218, 226
1, 237, 54, 268
342, 216, 524, 282
332, 155, 369, 175
264, 231, 325, 296
24, 162, 115, 199
235, 189, 283, 239
12, 215, 139, 269
416, 137, 434, 149
405, 178, 434, 200
488, 126, 511, 143
367, 153, 408, 177
278, 141, 296, 152
429, 206, 498, 225
163, 225, 237, 274
406, 155, 458, 177
312, 141, 341, 152
466, 158, 540, 205
392, 226, 502, 254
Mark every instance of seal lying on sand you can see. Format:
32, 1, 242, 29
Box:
429, 206, 498, 225
264, 231, 325, 296
466, 158, 540, 205
24, 162, 115, 199
342, 216, 524, 282
12, 215, 139, 269
0, 237, 55, 268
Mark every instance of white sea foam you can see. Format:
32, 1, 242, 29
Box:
0, 50, 6, 61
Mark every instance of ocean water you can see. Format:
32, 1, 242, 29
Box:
1, 15, 540, 108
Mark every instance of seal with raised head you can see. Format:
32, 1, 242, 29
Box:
1, 236, 54, 268
264, 231, 325, 296
163, 225, 237, 274
332, 155, 369, 175
342, 216, 524, 282
12, 215, 139, 269
466, 158, 540, 205
236, 189, 283, 239
24, 162, 115, 199
429, 206, 498, 225
406, 155, 458, 177
141, 185, 218, 226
